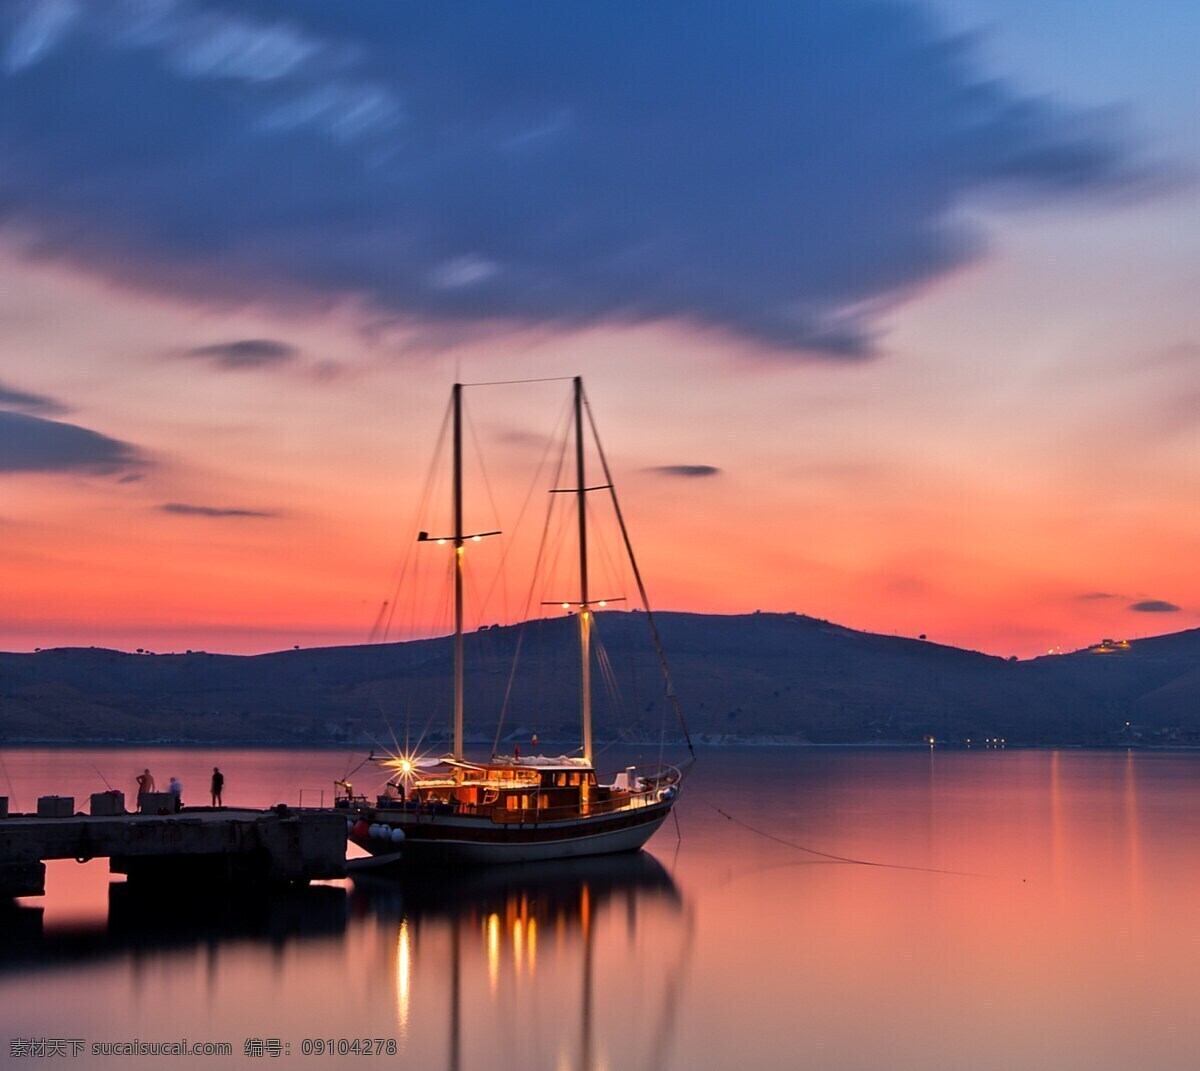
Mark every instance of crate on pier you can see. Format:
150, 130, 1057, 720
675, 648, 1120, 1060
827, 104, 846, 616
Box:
37, 796, 74, 818
90, 791, 126, 816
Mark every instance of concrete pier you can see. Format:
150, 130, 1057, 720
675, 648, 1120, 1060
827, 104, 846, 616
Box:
0, 808, 347, 897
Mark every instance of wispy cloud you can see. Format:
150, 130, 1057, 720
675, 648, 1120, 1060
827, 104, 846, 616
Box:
0, 410, 143, 475
644, 465, 721, 478
179, 338, 298, 370
160, 502, 276, 518
1129, 599, 1180, 613
1078, 591, 1120, 600
0, 380, 68, 415
3, 0, 400, 134
0, 1, 1160, 356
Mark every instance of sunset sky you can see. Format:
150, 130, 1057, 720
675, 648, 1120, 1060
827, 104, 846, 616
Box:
1, 0, 1198, 659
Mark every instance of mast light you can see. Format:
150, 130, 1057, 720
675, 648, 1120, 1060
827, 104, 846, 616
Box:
542, 596, 625, 609
418, 529, 501, 545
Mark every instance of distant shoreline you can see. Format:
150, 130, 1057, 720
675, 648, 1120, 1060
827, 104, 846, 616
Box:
1, 739, 1197, 753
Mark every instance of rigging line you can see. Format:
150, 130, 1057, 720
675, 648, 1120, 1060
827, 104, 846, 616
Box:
590, 619, 635, 741
370, 398, 453, 749
591, 651, 626, 754
0, 750, 16, 811
403, 474, 443, 645
712, 806, 986, 877
585, 493, 624, 604
534, 474, 578, 607
367, 599, 391, 647
417, 552, 456, 750
582, 388, 695, 761
466, 399, 510, 624
381, 392, 454, 644
476, 393, 573, 625
460, 376, 575, 387
587, 575, 654, 747
493, 411, 573, 754
339, 750, 375, 789
459, 391, 506, 593
594, 634, 621, 710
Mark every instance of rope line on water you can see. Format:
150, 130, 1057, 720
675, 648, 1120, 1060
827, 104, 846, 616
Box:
713, 806, 985, 877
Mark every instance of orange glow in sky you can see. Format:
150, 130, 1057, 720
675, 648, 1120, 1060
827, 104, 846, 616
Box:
1, 237, 1198, 659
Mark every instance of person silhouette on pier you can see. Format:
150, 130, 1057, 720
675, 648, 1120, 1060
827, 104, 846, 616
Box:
135, 768, 155, 810
168, 776, 183, 812
210, 766, 224, 808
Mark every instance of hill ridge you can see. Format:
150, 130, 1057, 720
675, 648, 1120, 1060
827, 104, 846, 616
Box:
2, 611, 1198, 746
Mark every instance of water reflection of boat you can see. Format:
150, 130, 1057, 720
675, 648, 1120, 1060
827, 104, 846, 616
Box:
352, 851, 690, 1071
351, 848, 681, 924
349, 378, 692, 867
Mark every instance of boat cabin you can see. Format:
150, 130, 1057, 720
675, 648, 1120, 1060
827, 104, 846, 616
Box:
396, 758, 640, 823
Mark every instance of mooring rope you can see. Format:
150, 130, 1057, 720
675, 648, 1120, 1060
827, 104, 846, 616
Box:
713, 806, 985, 877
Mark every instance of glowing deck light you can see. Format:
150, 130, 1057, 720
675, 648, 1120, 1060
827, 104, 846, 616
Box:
598, 600, 607, 607
436, 538, 446, 545
562, 602, 570, 610
383, 747, 431, 787
472, 535, 482, 542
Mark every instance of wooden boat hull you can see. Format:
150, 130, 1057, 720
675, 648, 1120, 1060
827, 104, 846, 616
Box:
350, 798, 674, 867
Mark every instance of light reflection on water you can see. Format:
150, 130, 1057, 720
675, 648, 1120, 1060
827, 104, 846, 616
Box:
1, 747, 1199, 1070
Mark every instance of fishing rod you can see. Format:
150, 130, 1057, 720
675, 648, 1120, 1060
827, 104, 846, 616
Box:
92, 765, 115, 791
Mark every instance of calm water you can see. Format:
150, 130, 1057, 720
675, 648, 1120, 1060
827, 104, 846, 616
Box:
1, 747, 1198, 1070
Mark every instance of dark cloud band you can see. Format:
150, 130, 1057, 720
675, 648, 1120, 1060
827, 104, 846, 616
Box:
645, 465, 721, 478
0, 381, 68, 416
0, 0, 1156, 355
180, 339, 298, 370
1129, 600, 1180, 613
0, 410, 142, 475
160, 502, 276, 518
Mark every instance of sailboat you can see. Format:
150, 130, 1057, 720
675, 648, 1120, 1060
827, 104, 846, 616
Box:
346, 377, 690, 866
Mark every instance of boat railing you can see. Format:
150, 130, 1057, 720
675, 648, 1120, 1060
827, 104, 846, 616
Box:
489, 761, 683, 825
357, 761, 683, 823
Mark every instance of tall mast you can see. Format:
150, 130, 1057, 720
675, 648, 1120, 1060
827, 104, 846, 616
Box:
452, 382, 465, 761
417, 385, 497, 759
574, 376, 593, 765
